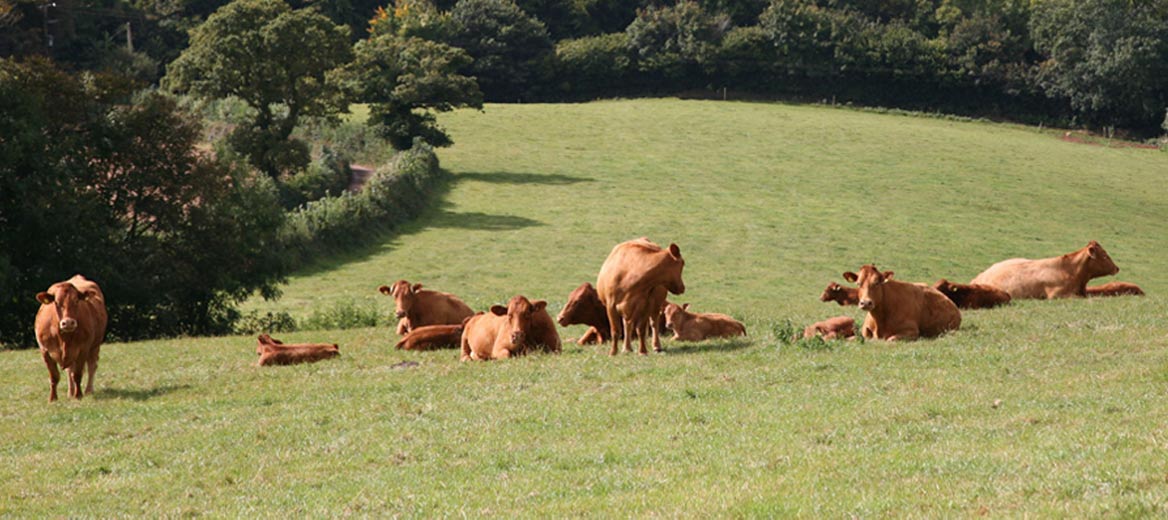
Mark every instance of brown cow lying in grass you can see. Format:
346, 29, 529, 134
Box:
970, 240, 1119, 299
1085, 281, 1145, 297
932, 279, 1011, 309
256, 334, 340, 366
662, 302, 746, 341
845, 265, 961, 341
801, 316, 856, 340
460, 295, 550, 361
395, 324, 464, 350
819, 282, 860, 306
378, 280, 475, 335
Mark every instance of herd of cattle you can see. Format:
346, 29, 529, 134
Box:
33, 238, 1142, 401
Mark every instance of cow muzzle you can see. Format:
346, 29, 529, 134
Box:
395, 310, 407, 319
59, 318, 78, 333
858, 300, 874, 311
555, 313, 569, 327
510, 331, 525, 344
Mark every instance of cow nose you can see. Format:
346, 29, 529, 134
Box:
395, 310, 406, 318
858, 300, 873, 311
59, 318, 78, 333
511, 331, 525, 344
556, 315, 569, 326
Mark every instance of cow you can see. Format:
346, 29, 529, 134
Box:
525, 301, 563, 354
932, 279, 1012, 309
377, 280, 475, 335
394, 324, 464, 351
556, 282, 667, 346
35, 275, 108, 401
969, 240, 1120, 299
460, 295, 548, 361
256, 334, 340, 366
662, 302, 746, 341
596, 238, 685, 355
801, 316, 855, 340
819, 282, 859, 306
844, 265, 961, 341
1085, 281, 1145, 297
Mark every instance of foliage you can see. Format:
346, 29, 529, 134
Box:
1030, 0, 1168, 129
279, 148, 354, 208
164, 0, 354, 178
625, 1, 730, 77
233, 310, 299, 334
368, 0, 451, 40
0, 58, 286, 346
298, 300, 385, 330
445, 0, 554, 101
554, 32, 636, 97
348, 34, 483, 150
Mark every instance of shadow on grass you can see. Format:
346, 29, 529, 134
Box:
100, 384, 190, 401
661, 338, 755, 355
458, 171, 594, 185
428, 209, 543, 231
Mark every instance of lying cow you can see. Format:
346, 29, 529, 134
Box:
844, 265, 961, 341
970, 240, 1119, 299
597, 238, 685, 355
35, 275, 108, 401
932, 279, 1011, 309
819, 282, 859, 306
394, 324, 464, 350
662, 302, 746, 341
801, 316, 855, 340
460, 295, 550, 361
378, 280, 475, 335
255, 334, 340, 366
1085, 281, 1145, 297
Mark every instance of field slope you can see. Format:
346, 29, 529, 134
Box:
3, 99, 1167, 516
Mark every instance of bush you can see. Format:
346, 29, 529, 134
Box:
299, 300, 385, 331
279, 148, 353, 208
445, 0, 554, 101
554, 33, 636, 97
234, 311, 299, 334
625, 1, 729, 78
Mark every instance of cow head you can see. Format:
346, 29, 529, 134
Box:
1084, 241, 1120, 277
36, 282, 97, 368
662, 302, 690, 331
495, 295, 547, 348
819, 282, 844, 302
557, 282, 601, 326
933, 279, 958, 295
378, 280, 423, 319
663, 243, 686, 295
844, 265, 894, 312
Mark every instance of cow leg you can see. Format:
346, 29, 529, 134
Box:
578, 327, 601, 345
42, 351, 60, 402
622, 316, 636, 354
459, 334, 472, 362
650, 317, 663, 353
396, 318, 410, 336
637, 320, 650, 355
605, 306, 622, 356
68, 367, 84, 399
85, 347, 99, 396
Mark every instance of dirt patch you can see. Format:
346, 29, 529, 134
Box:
1059, 131, 1160, 150
347, 164, 375, 192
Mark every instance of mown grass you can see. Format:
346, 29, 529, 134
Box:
3, 99, 1168, 516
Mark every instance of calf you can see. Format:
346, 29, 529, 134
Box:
970, 240, 1119, 299
662, 302, 746, 342
394, 324, 464, 350
256, 334, 340, 366
596, 238, 686, 355
1085, 281, 1145, 297
844, 265, 961, 341
556, 282, 665, 346
460, 295, 548, 361
932, 279, 1011, 309
35, 275, 108, 401
801, 316, 855, 340
378, 280, 475, 335
819, 282, 859, 306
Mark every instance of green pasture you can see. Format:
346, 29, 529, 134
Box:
3, 99, 1167, 516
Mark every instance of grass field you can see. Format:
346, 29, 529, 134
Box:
3, 99, 1168, 516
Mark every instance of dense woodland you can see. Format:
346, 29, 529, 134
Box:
2, 0, 1167, 346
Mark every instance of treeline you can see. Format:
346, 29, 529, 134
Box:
4, 0, 1168, 133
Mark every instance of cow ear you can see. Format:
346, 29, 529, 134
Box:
1087, 243, 1099, 258
378, 285, 393, 296
682, 303, 690, 311
882, 271, 895, 281
842, 272, 858, 283
668, 243, 681, 259
78, 290, 91, 301
412, 283, 424, 293
36, 292, 53, 304
490, 305, 507, 316
532, 300, 547, 312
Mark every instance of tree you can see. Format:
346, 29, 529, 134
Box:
164, 0, 354, 178
445, 0, 553, 101
625, 1, 729, 77
1030, 0, 1168, 130
349, 34, 483, 149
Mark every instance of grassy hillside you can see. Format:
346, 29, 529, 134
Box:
3, 99, 1167, 516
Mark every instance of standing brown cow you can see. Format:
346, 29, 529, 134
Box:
1085, 281, 1145, 297
378, 280, 475, 335
460, 295, 549, 361
932, 279, 1012, 309
596, 238, 685, 356
970, 240, 1119, 299
844, 265, 961, 341
662, 302, 746, 341
819, 282, 860, 306
35, 275, 108, 401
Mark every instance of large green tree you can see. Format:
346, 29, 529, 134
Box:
445, 0, 553, 101
349, 34, 483, 150
164, 0, 353, 178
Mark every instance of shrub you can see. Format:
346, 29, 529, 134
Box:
279, 148, 353, 208
299, 300, 385, 331
554, 33, 635, 97
445, 0, 554, 101
625, 1, 729, 78
235, 311, 299, 334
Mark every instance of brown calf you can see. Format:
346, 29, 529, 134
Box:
932, 279, 1012, 309
256, 334, 340, 366
378, 280, 475, 335
801, 316, 855, 340
662, 302, 746, 341
1085, 281, 1145, 297
819, 282, 860, 306
395, 324, 464, 350
460, 296, 548, 361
